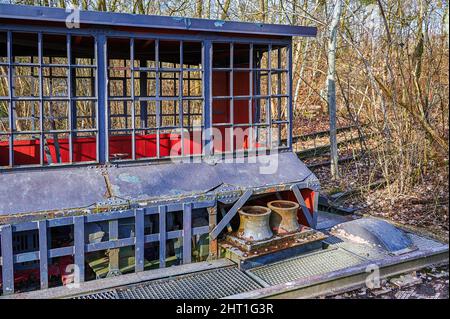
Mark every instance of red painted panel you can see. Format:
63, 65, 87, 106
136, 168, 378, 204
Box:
0, 133, 204, 166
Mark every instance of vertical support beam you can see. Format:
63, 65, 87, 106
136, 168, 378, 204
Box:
6, 31, 13, 167
155, 39, 161, 158
96, 33, 107, 163
182, 202, 192, 264
67, 34, 74, 163
207, 204, 218, 260
73, 215, 85, 284
134, 208, 145, 272
179, 41, 184, 158
0, 224, 14, 295
38, 220, 48, 290
158, 205, 167, 268
248, 43, 253, 151
229, 43, 234, 153
287, 41, 293, 151
139, 59, 148, 129
130, 38, 136, 160
203, 40, 212, 157
267, 43, 272, 149
108, 219, 120, 275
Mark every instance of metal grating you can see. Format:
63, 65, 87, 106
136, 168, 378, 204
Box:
408, 233, 448, 251
247, 248, 366, 286
75, 290, 120, 299
75, 267, 262, 299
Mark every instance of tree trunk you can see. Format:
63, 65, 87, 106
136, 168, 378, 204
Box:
327, 0, 342, 180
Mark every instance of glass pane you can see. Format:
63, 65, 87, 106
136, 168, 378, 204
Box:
43, 34, 68, 65
253, 44, 269, 69
183, 41, 202, 68
13, 32, 38, 64
71, 36, 95, 65
233, 43, 250, 68
0, 32, 7, 63
13, 66, 39, 97
159, 40, 180, 68
213, 43, 230, 68
134, 39, 156, 68
43, 67, 68, 97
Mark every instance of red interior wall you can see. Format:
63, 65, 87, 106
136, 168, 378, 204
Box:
0, 132, 203, 166
212, 71, 255, 152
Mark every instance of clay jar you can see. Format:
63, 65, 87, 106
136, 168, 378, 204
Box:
267, 200, 300, 234
237, 206, 273, 241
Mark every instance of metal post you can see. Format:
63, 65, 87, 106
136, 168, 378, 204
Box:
108, 219, 120, 276
287, 41, 293, 150
155, 40, 160, 158
229, 43, 234, 153
130, 38, 136, 160
67, 34, 74, 163
73, 215, 85, 284
96, 33, 107, 163
6, 31, 13, 166
203, 40, 212, 157
158, 205, 167, 268
134, 208, 145, 272
207, 204, 218, 260
182, 202, 192, 264
38, 220, 48, 289
0, 224, 14, 295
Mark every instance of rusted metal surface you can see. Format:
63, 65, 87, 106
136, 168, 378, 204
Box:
237, 206, 273, 242
0, 152, 318, 223
268, 200, 300, 234
221, 229, 327, 270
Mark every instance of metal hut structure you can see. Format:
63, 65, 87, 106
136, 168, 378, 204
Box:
0, 3, 322, 295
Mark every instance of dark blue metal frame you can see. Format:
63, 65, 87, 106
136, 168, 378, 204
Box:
0, 199, 215, 295
0, 3, 317, 38
0, 22, 294, 169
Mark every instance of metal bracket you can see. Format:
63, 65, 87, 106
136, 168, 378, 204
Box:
210, 189, 253, 240
290, 184, 316, 229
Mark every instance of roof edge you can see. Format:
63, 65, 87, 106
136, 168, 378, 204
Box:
0, 3, 317, 38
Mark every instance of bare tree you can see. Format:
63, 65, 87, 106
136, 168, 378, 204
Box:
327, 0, 342, 180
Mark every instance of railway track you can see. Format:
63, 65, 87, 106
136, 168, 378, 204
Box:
291, 124, 368, 167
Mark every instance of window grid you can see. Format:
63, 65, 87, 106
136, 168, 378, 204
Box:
211, 42, 289, 155
106, 38, 204, 162
0, 31, 98, 168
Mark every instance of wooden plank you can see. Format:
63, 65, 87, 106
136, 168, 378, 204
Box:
38, 220, 49, 289
134, 209, 145, 272
210, 190, 253, 240
182, 203, 192, 264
